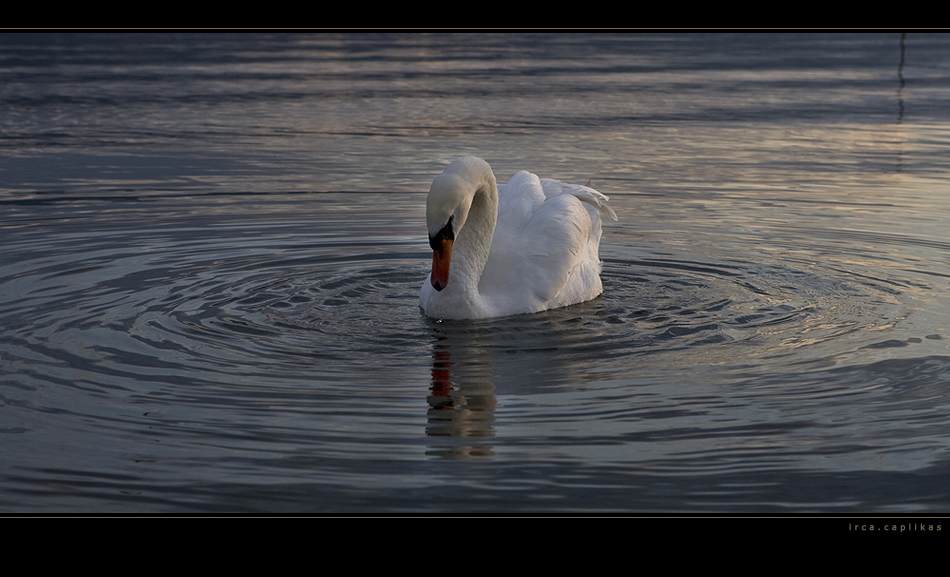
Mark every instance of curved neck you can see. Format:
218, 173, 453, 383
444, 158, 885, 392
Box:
450, 177, 498, 300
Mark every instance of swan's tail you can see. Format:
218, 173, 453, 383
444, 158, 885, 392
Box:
540, 178, 618, 221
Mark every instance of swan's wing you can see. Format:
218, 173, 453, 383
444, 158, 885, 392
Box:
481, 171, 596, 308
494, 170, 547, 230
540, 178, 618, 222
494, 172, 617, 231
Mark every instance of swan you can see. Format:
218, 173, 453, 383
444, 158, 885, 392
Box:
420, 156, 617, 320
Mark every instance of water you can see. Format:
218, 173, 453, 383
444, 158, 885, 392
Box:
2, 32, 950, 513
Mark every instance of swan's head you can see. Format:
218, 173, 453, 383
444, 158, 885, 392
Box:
425, 157, 495, 291
426, 172, 470, 292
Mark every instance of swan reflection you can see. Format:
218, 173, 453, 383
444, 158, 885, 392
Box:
426, 329, 498, 458
424, 304, 605, 459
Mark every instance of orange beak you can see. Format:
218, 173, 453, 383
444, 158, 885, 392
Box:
430, 238, 453, 291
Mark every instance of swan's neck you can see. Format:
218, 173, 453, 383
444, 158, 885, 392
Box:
450, 179, 498, 303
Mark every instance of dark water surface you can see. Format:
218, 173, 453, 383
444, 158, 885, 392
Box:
3, 33, 950, 513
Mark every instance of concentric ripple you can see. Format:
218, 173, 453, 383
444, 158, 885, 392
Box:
608, 253, 912, 359
0, 218, 918, 398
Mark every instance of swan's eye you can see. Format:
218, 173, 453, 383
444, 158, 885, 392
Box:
428, 216, 454, 253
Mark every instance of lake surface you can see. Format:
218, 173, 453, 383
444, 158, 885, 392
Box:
3, 32, 950, 513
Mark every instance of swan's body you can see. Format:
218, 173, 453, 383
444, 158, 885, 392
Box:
420, 156, 617, 320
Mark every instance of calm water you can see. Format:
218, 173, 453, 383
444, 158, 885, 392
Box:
3, 33, 950, 513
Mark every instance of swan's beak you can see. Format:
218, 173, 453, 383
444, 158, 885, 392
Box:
430, 238, 453, 291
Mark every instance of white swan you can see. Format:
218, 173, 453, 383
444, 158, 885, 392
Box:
420, 156, 617, 320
